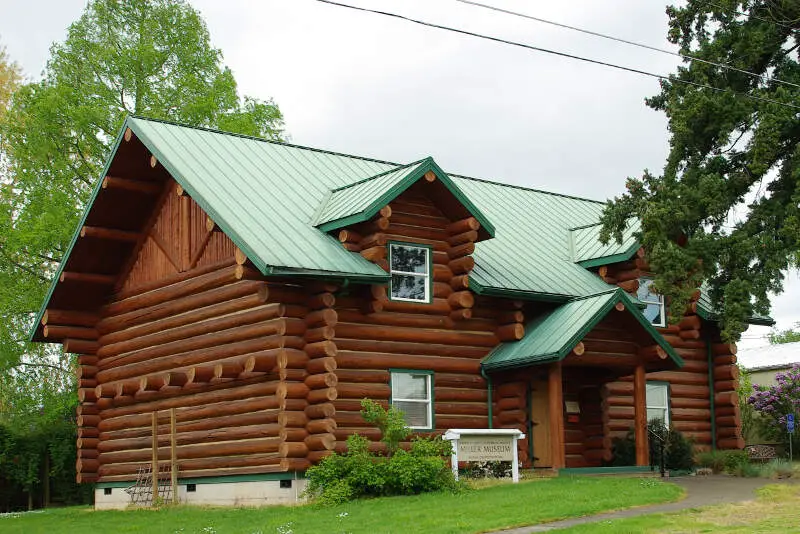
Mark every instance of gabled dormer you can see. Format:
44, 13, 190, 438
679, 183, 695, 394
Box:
313, 157, 497, 323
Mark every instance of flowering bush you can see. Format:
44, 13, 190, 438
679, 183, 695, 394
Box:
748, 364, 800, 448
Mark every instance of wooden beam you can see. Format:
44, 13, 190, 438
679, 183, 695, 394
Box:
150, 155, 158, 168
424, 170, 437, 182
102, 176, 162, 195
633, 364, 648, 466
124, 128, 132, 142
60, 272, 116, 285
43, 325, 98, 340
548, 361, 565, 469
80, 226, 140, 242
151, 411, 159, 504
42, 309, 100, 327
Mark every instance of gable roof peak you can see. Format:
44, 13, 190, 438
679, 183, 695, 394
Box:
314, 156, 495, 240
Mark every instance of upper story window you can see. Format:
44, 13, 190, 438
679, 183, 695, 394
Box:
637, 277, 665, 327
389, 243, 431, 303
646, 382, 670, 426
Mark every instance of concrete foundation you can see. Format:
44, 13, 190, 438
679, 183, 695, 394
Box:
94, 478, 309, 510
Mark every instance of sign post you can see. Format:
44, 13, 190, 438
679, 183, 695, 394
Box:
443, 429, 525, 483
788, 414, 795, 462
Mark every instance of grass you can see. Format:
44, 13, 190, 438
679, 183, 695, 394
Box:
0, 476, 682, 534
561, 483, 800, 533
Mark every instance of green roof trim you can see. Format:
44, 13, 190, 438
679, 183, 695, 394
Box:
481, 288, 683, 372
571, 219, 640, 268
314, 156, 496, 238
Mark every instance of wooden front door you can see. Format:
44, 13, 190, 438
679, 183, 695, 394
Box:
530, 380, 552, 468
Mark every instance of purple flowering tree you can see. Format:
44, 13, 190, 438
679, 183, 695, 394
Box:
748, 364, 800, 448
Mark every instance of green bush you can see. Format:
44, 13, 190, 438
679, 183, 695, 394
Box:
610, 421, 694, 471
760, 459, 794, 479
696, 450, 726, 473
733, 462, 761, 478
722, 450, 750, 474
305, 401, 457, 505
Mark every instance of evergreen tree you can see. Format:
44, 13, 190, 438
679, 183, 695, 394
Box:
601, 1, 800, 341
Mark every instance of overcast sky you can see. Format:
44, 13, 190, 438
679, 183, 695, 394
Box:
1, 0, 797, 347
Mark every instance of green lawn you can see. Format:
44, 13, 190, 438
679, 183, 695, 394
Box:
561, 483, 800, 533
0, 476, 682, 534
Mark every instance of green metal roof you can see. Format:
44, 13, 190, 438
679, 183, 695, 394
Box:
571, 219, 641, 268
30, 117, 772, 341
314, 157, 495, 238
127, 117, 614, 298
696, 285, 775, 327
481, 288, 683, 371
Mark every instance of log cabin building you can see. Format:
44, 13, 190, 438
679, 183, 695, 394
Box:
31, 117, 772, 507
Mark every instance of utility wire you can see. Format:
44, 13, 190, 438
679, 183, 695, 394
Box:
312, 0, 800, 111
456, 0, 800, 90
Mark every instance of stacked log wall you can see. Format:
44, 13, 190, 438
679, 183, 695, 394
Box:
599, 255, 735, 451
62, 184, 314, 483
332, 184, 515, 455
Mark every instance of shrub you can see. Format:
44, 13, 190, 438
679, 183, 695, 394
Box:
466, 461, 512, 479
721, 450, 750, 474
733, 462, 761, 478
760, 459, 794, 479
664, 425, 695, 470
611, 421, 694, 471
305, 401, 457, 505
696, 450, 726, 474
748, 365, 800, 451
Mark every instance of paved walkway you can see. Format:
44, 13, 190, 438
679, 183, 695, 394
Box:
498, 475, 793, 533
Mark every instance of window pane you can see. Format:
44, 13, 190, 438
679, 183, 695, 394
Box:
647, 408, 667, 424
391, 274, 426, 301
392, 373, 429, 400
646, 383, 668, 406
637, 278, 659, 303
390, 245, 428, 274
642, 302, 664, 325
394, 401, 429, 428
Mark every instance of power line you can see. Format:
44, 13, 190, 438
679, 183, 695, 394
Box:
311, 0, 800, 111
456, 0, 800, 90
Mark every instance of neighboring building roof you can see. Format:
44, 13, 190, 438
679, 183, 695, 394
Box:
570, 219, 640, 268
737, 341, 800, 371
314, 157, 495, 240
696, 286, 775, 327
481, 288, 683, 371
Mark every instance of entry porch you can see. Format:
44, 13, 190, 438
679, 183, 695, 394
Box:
481, 289, 683, 470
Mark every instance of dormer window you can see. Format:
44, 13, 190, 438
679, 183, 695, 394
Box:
638, 277, 665, 327
388, 243, 431, 303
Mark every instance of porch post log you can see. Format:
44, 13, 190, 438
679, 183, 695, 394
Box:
548, 361, 565, 469
633, 363, 649, 466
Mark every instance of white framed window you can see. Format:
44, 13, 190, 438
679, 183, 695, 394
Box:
390, 370, 433, 430
637, 277, 666, 327
388, 243, 431, 303
646, 382, 670, 426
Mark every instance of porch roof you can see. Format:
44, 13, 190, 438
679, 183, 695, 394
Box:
481, 288, 683, 371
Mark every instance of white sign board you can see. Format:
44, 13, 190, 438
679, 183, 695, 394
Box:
443, 429, 525, 483
458, 436, 515, 462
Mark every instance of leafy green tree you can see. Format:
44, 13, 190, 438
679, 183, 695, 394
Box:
0, 1, 283, 507
768, 322, 800, 344
600, 1, 800, 341
0, 0, 283, 374
0, 42, 22, 121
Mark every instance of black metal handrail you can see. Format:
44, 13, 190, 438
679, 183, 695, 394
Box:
647, 427, 666, 477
